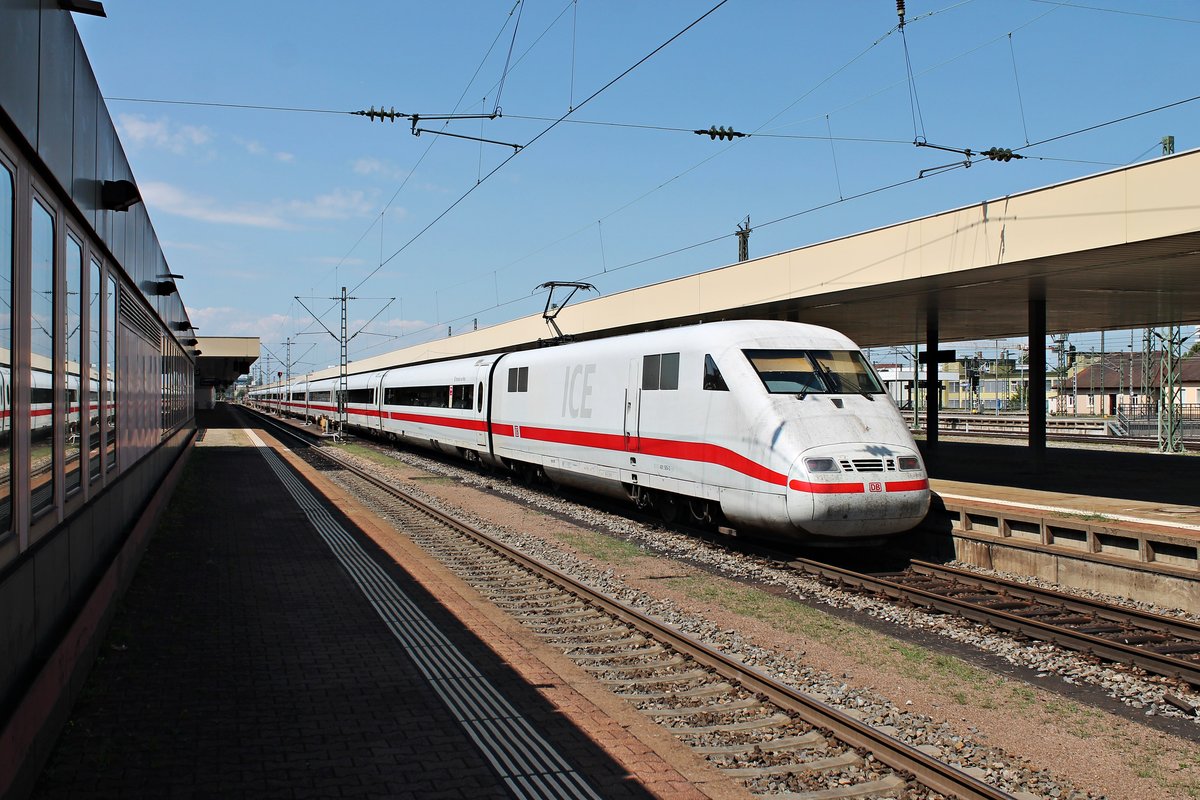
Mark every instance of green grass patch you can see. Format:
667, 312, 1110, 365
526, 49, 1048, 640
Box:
558, 530, 645, 565
667, 574, 1033, 707
331, 441, 399, 467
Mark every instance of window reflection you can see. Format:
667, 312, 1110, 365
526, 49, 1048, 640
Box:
89, 260, 100, 482
66, 236, 82, 495
0, 164, 12, 533
105, 275, 116, 469
30, 199, 55, 517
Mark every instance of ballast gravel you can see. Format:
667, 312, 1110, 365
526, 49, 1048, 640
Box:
324, 440, 1200, 799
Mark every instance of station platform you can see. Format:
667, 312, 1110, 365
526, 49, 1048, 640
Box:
29, 406, 744, 800
920, 439, 1200, 534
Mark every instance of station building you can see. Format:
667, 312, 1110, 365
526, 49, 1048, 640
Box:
0, 3, 231, 796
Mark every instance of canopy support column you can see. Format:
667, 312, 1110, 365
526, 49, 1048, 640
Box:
1028, 295, 1047, 470
925, 308, 939, 451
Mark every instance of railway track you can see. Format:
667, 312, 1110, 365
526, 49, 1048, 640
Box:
922, 427, 1199, 452
249, 408, 1018, 799
789, 559, 1200, 691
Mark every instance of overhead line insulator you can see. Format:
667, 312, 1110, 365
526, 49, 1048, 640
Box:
981, 147, 1022, 162
353, 105, 406, 122
694, 125, 747, 141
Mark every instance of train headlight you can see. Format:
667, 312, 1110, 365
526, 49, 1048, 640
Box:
898, 456, 920, 471
804, 457, 840, 473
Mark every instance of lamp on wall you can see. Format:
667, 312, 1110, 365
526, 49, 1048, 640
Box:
59, 0, 106, 16
101, 179, 141, 211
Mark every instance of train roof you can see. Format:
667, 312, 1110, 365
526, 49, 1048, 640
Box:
252, 320, 861, 389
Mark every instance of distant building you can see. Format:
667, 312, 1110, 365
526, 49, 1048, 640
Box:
872, 351, 1200, 417
1056, 352, 1200, 415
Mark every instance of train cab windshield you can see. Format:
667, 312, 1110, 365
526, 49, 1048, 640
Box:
743, 349, 884, 396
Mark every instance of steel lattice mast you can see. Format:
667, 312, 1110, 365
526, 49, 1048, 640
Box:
1156, 326, 1184, 452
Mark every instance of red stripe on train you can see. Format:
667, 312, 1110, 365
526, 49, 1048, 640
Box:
272, 402, 925, 494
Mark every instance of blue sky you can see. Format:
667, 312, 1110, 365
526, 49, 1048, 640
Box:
74, 1, 1200, 375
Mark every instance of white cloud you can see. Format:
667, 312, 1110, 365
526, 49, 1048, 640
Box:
287, 188, 375, 220
141, 182, 291, 229
237, 137, 294, 163
142, 182, 378, 229
117, 114, 211, 154
190, 307, 293, 341
353, 157, 409, 180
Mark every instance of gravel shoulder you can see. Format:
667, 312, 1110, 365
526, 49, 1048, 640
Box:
332, 440, 1200, 800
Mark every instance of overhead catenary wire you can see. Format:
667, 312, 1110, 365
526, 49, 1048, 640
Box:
492, 0, 525, 113
102, 97, 349, 114
353, 168, 943, 359
1007, 32, 1030, 145
826, 115, 844, 200
897, 2, 929, 143
1025, 0, 1200, 25
400, 1, 1046, 335
1018, 92, 1200, 152
354, 85, 1200, 360
569, 0, 579, 111
106, 4, 1194, 366
298, 0, 532, 338
348, 0, 733, 297
456, 3, 969, 299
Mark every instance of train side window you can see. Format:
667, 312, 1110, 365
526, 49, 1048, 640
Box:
703, 355, 729, 391
642, 354, 660, 390
642, 352, 679, 390
451, 384, 473, 409
660, 352, 679, 390
507, 366, 528, 392
477, 382, 483, 412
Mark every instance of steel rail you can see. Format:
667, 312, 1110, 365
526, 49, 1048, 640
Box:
791, 558, 1200, 688
245, 409, 1017, 800
906, 560, 1200, 642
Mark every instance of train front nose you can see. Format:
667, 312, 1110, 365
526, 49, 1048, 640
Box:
786, 447, 931, 537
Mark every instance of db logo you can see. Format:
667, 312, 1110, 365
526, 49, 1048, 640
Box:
868, 482, 883, 493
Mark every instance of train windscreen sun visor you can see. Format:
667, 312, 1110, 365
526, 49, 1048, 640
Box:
742, 349, 885, 396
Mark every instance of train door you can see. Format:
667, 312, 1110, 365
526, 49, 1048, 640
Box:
376, 369, 393, 436
474, 363, 490, 448
372, 371, 387, 434
624, 359, 641, 451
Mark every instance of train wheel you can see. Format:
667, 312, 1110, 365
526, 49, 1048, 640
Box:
515, 463, 539, 486
655, 493, 681, 524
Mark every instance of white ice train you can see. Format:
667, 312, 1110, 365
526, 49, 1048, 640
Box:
251, 320, 931, 543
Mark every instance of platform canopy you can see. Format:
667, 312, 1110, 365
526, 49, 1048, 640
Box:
300, 148, 1200, 382
194, 337, 259, 392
